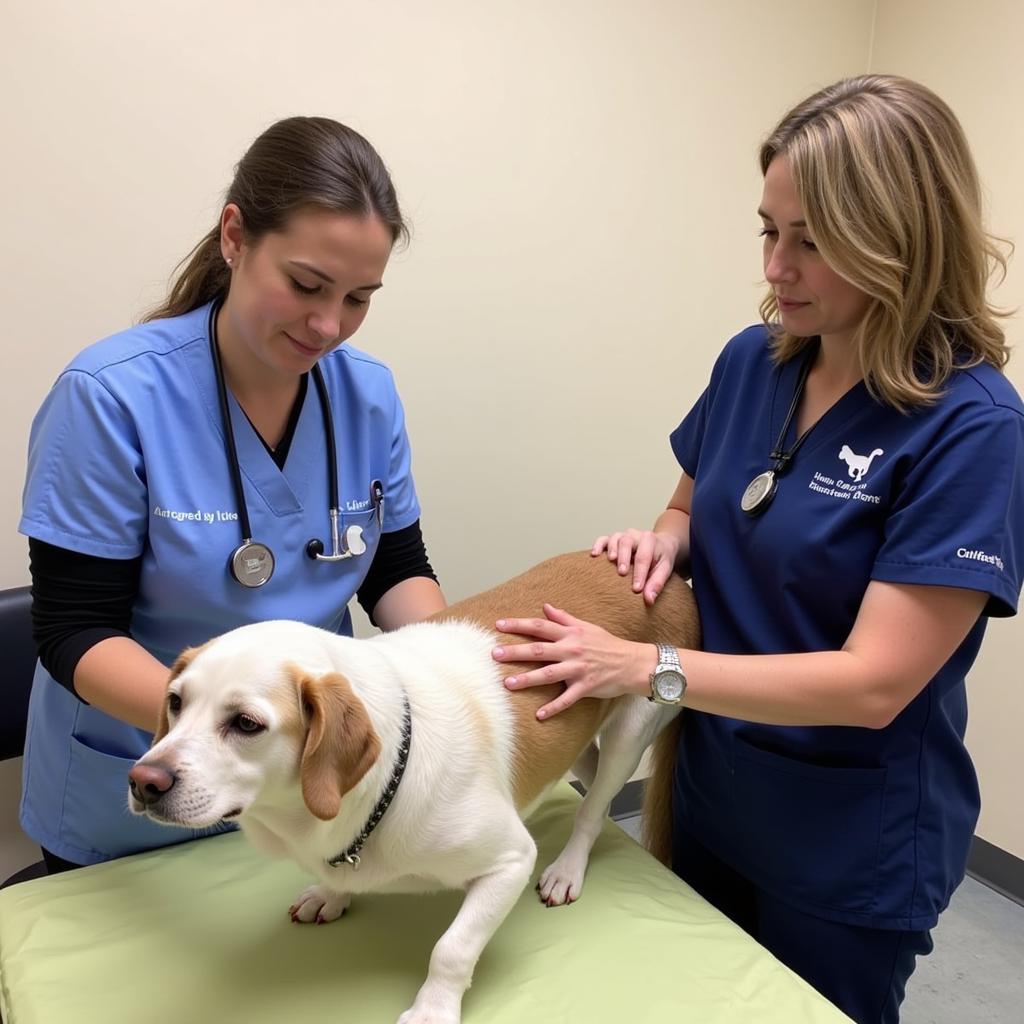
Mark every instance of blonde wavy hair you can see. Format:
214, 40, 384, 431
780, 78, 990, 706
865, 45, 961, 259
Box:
759, 75, 1011, 410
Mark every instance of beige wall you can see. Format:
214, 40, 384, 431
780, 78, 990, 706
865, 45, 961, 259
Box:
0, 0, 874, 591
0, 0, 875, 877
2, 0, 1020, 876
872, 0, 1024, 862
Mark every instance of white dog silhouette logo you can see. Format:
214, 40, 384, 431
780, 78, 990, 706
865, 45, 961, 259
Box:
839, 445, 884, 481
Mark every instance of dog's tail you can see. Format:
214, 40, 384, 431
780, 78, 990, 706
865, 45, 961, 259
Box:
641, 711, 683, 865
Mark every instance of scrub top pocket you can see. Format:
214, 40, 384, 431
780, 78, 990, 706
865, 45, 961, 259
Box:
732, 737, 886, 915
63, 736, 229, 861
340, 503, 382, 553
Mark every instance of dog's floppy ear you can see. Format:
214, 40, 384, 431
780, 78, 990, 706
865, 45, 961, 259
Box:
153, 646, 199, 742
295, 670, 381, 821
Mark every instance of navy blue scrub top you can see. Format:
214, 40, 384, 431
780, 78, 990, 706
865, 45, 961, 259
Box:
670, 325, 1024, 930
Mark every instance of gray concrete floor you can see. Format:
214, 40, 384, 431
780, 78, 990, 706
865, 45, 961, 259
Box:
902, 874, 1024, 1024
614, 815, 1024, 1024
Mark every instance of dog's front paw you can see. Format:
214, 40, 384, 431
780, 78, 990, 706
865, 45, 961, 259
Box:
396, 986, 462, 1024
396, 1003, 460, 1024
288, 884, 351, 924
536, 852, 587, 907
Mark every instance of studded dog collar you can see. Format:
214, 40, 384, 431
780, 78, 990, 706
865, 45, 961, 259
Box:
327, 694, 412, 869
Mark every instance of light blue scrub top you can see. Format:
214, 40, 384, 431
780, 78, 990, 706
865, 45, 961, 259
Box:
19, 302, 422, 864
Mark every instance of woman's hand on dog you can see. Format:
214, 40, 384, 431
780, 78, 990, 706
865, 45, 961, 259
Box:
493, 605, 655, 719
592, 528, 682, 606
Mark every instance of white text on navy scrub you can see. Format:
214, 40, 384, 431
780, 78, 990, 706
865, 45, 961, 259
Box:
808, 472, 881, 504
956, 547, 1005, 571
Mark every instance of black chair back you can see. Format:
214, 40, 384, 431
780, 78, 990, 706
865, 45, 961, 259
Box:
0, 587, 36, 761
0, 585, 48, 893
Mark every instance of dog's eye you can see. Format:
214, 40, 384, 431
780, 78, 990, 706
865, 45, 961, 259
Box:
232, 714, 264, 735
167, 692, 182, 715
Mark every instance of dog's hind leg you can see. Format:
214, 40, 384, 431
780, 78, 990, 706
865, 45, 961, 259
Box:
398, 814, 536, 1024
537, 700, 678, 907
570, 740, 600, 790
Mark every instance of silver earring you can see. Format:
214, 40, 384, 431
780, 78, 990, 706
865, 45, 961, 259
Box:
226, 257, 234, 267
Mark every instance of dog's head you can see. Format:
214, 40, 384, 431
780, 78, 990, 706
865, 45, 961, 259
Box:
128, 622, 381, 828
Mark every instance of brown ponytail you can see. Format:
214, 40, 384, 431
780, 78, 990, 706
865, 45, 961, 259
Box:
145, 116, 407, 322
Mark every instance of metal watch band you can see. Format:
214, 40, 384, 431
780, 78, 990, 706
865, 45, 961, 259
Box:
655, 643, 682, 671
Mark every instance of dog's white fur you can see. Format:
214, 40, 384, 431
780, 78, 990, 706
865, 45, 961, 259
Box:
129, 552, 699, 1024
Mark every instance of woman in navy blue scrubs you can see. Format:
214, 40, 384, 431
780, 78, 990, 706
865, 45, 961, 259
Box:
493, 76, 1024, 1023
20, 117, 446, 870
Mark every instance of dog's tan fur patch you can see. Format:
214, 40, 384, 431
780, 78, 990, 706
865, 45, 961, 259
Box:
432, 551, 700, 811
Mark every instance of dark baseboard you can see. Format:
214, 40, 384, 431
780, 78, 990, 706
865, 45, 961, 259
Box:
575, 779, 1024, 908
968, 835, 1024, 907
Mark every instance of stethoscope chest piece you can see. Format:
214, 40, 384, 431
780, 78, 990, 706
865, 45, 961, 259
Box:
740, 470, 777, 517
230, 541, 275, 588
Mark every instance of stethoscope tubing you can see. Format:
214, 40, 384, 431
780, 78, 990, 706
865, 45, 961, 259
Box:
207, 298, 354, 585
310, 360, 340, 511
208, 300, 260, 545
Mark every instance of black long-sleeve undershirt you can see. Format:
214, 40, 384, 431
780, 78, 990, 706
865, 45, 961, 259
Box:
28, 524, 437, 698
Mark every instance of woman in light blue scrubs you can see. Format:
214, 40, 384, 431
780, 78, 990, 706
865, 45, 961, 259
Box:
20, 117, 446, 870
493, 77, 1024, 1024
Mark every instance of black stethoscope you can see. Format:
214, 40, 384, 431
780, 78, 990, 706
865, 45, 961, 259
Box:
740, 343, 819, 517
207, 300, 383, 588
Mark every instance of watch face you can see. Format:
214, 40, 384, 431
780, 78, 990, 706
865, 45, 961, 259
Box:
654, 669, 685, 702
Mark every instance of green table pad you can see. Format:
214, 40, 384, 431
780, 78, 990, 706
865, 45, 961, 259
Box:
0, 782, 851, 1023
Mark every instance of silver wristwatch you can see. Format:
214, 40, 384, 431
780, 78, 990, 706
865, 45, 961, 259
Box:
648, 643, 687, 705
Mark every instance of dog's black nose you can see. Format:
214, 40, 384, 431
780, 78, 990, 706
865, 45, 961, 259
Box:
128, 763, 176, 806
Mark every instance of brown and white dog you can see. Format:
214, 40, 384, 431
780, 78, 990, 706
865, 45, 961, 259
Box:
128, 550, 699, 1024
